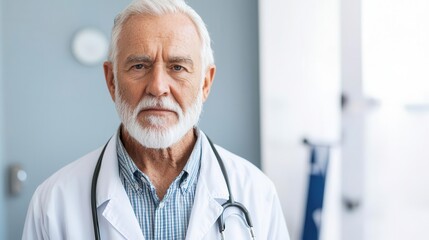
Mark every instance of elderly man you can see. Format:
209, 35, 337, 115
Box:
22, 0, 289, 239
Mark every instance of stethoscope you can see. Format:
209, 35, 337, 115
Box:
91, 136, 256, 240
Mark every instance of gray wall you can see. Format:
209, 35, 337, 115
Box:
2, 1, 124, 239
0, 0, 260, 239
0, 0, 5, 238
189, 0, 261, 165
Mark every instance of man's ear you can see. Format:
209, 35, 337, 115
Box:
202, 65, 216, 102
104, 61, 116, 102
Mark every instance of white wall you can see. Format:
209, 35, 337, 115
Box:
259, 0, 341, 239
363, 108, 429, 239
362, 0, 429, 239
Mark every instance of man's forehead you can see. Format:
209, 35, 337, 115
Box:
122, 13, 200, 40
116, 13, 202, 61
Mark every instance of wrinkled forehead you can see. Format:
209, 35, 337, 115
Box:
116, 13, 203, 60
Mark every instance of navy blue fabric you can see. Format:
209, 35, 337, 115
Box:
302, 146, 330, 240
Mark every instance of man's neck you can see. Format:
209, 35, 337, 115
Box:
120, 126, 197, 199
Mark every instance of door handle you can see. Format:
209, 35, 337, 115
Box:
342, 196, 361, 212
9, 164, 27, 196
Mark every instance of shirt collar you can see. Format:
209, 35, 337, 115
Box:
180, 129, 202, 193
116, 127, 202, 194
116, 129, 141, 192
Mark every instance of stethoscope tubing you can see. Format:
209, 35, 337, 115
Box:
205, 137, 255, 237
91, 136, 254, 240
91, 138, 110, 240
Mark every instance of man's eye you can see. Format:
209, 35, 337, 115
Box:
134, 64, 144, 70
172, 65, 183, 71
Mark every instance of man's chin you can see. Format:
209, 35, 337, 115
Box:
139, 124, 173, 132
142, 114, 178, 127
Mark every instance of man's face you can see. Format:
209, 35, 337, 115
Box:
104, 13, 215, 148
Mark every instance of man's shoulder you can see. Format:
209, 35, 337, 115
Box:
214, 145, 276, 192
33, 146, 103, 201
23, 146, 107, 239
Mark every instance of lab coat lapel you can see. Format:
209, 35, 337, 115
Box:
95, 134, 144, 240
185, 133, 229, 240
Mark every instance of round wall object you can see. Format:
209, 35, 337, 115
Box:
72, 28, 109, 66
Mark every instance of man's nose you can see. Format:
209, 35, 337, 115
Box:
146, 64, 170, 97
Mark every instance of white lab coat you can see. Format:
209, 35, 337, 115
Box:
23, 131, 289, 240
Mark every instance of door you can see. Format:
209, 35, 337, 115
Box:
259, 0, 342, 239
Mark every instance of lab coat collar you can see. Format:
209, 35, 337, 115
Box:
95, 132, 144, 239
199, 131, 229, 200
94, 130, 230, 240
185, 131, 229, 240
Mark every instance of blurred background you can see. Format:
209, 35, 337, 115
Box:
0, 0, 428, 239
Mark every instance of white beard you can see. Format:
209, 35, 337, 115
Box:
114, 86, 203, 149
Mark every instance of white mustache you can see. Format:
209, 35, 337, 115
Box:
133, 96, 183, 117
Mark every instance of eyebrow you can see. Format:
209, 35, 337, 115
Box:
124, 55, 195, 68
125, 55, 153, 65
168, 56, 194, 67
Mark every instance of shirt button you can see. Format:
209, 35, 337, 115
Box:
159, 202, 165, 208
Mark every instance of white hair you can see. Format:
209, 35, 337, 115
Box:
108, 0, 214, 75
